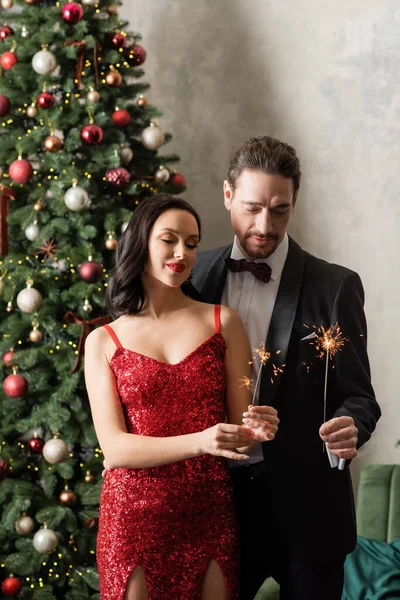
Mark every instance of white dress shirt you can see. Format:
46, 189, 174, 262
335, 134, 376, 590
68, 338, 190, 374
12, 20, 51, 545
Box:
222, 234, 289, 465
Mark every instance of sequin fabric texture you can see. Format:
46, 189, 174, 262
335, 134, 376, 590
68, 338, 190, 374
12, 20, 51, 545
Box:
97, 316, 239, 599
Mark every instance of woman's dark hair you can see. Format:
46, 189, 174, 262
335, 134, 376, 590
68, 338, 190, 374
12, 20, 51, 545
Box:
105, 194, 201, 319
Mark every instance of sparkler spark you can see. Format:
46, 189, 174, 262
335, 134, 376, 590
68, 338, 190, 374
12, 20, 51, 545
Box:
239, 376, 253, 391
312, 322, 347, 359
253, 342, 271, 365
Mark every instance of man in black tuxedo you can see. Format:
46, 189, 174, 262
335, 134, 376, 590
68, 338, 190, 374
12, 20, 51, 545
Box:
192, 136, 381, 600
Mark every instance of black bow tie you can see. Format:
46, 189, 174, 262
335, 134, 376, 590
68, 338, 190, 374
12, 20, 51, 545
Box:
225, 257, 272, 284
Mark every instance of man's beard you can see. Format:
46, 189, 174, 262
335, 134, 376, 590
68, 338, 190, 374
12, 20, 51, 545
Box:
239, 233, 280, 260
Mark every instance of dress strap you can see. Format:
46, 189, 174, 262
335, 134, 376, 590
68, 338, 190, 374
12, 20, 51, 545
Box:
103, 324, 122, 348
214, 304, 221, 334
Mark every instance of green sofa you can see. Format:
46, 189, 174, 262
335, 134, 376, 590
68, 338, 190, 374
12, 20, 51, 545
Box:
255, 464, 400, 600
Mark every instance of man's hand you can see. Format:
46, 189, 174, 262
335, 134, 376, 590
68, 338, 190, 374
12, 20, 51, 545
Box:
242, 405, 279, 441
319, 416, 358, 460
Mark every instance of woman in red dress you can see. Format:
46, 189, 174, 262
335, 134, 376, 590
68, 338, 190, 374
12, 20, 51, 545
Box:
84, 195, 278, 600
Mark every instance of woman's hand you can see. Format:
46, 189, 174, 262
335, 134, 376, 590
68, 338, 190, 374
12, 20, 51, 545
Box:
242, 405, 279, 442
197, 423, 256, 461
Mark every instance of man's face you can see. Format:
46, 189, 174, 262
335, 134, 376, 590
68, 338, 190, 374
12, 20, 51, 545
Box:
224, 169, 296, 260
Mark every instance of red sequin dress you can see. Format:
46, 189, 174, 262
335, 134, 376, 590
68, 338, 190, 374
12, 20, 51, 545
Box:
97, 305, 239, 599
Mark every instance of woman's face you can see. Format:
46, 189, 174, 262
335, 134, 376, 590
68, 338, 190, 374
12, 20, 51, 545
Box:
145, 209, 200, 287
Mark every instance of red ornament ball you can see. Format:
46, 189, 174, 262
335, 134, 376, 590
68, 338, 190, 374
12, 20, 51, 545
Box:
0, 94, 11, 117
0, 26, 14, 41
112, 109, 131, 127
79, 260, 103, 283
1, 577, 22, 596
112, 32, 126, 49
37, 92, 55, 109
106, 167, 131, 188
81, 124, 103, 145
3, 373, 28, 398
61, 2, 84, 23
9, 159, 33, 184
169, 172, 186, 191
126, 44, 146, 67
0, 458, 9, 481
29, 437, 44, 454
0, 51, 18, 70
2, 350, 15, 366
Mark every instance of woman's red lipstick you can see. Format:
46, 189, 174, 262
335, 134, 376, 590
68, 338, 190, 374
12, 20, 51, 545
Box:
167, 263, 185, 273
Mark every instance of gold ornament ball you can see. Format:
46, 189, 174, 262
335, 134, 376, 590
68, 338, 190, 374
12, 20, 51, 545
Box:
105, 71, 122, 87
15, 515, 35, 535
85, 470, 94, 483
27, 104, 37, 118
105, 237, 118, 250
1, 0, 13, 8
59, 488, 77, 507
107, 4, 118, 15
44, 135, 62, 153
137, 95, 148, 108
155, 166, 170, 184
33, 201, 43, 212
29, 328, 43, 343
87, 90, 100, 103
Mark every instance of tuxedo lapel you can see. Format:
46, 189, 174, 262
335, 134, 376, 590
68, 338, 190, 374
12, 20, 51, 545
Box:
195, 245, 232, 304
259, 237, 305, 406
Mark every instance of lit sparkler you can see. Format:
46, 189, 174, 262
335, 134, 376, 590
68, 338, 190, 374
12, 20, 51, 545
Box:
304, 322, 348, 470
239, 343, 284, 406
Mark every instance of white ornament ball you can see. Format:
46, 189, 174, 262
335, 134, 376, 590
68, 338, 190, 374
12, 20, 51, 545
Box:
33, 528, 59, 553
120, 146, 133, 165
21, 27, 30, 39
87, 89, 100, 103
16, 516, 35, 536
121, 221, 129, 234
27, 104, 37, 118
64, 185, 89, 212
32, 50, 57, 75
82, 0, 97, 5
16, 287, 43, 313
42, 438, 69, 464
25, 222, 40, 241
141, 125, 165, 150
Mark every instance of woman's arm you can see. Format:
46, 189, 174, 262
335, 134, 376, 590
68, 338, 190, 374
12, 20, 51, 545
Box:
84, 327, 254, 469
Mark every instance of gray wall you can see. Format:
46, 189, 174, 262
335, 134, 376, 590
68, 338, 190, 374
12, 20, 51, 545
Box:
121, 0, 400, 481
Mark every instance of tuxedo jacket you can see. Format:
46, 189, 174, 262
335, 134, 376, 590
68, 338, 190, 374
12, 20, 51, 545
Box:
192, 236, 381, 562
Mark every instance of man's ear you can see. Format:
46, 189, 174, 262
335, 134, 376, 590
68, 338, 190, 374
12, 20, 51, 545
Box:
223, 180, 233, 210
292, 192, 298, 210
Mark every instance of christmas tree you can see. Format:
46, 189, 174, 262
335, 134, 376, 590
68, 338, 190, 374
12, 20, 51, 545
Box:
0, 0, 186, 596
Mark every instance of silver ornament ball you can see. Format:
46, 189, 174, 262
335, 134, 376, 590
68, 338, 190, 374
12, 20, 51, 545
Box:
141, 125, 165, 150
64, 185, 89, 212
16, 287, 43, 313
154, 166, 170, 184
21, 27, 30, 39
32, 50, 57, 75
120, 146, 133, 165
16, 515, 35, 536
33, 528, 59, 553
25, 222, 40, 241
42, 438, 69, 464
81, 0, 97, 5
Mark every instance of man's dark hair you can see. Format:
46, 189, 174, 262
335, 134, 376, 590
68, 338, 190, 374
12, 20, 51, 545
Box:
227, 136, 301, 199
